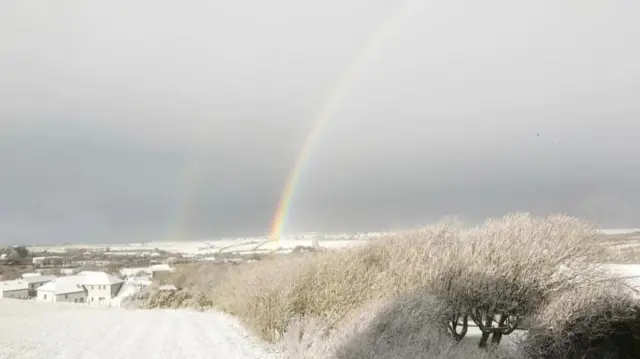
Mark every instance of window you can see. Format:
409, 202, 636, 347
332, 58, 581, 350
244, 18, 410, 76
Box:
65, 294, 68, 299
43, 294, 47, 300
79, 297, 84, 303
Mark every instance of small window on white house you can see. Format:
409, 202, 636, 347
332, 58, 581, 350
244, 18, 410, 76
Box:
43, 294, 47, 300
65, 294, 68, 299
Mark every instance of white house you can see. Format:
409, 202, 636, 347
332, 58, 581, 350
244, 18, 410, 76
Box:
149, 264, 174, 280
0, 280, 29, 299
22, 274, 57, 298
77, 271, 124, 306
37, 276, 87, 303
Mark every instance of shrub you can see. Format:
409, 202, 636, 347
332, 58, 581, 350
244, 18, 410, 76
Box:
332, 290, 513, 359
522, 282, 640, 359
428, 213, 606, 347
211, 223, 459, 342
134, 213, 610, 354
123, 288, 214, 310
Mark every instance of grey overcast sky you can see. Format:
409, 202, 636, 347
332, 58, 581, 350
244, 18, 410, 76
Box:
1, 0, 640, 244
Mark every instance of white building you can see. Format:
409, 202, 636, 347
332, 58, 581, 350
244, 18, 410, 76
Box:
36, 271, 124, 306
0, 280, 29, 299
77, 271, 124, 306
37, 276, 87, 303
22, 274, 57, 298
149, 264, 174, 280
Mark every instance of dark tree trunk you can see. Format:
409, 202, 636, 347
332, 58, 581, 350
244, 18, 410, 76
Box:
491, 314, 508, 345
478, 315, 493, 348
449, 314, 469, 341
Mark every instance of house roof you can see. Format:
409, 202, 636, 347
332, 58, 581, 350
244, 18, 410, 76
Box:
37, 276, 86, 295
37, 271, 123, 295
149, 264, 173, 272
23, 275, 57, 284
115, 282, 142, 299
0, 280, 28, 292
21, 272, 42, 278
77, 271, 123, 285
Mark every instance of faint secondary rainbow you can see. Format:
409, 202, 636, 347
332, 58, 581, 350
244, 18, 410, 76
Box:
269, 1, 416, 241
167, 125, 212, 242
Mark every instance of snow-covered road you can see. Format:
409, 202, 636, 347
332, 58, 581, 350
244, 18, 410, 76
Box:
0, 300, 281, 359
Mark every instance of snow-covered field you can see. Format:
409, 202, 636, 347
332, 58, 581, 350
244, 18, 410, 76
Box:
28, 238, 372, 256
0, 300, 280, 359
3, 265, 640, 359
27, 228, 640, 256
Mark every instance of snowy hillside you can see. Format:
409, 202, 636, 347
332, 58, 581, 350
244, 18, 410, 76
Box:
0, 300, 280, 359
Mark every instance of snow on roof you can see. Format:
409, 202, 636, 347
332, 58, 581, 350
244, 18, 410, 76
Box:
0, 280, 28, 292
21, 273, 42, 278
37, 276, 86, 295
77, 271, 124, 285
149, 264, 173, 272
158, 284, 177, 291
115, 282, 142, 299
22, 275, 57, 284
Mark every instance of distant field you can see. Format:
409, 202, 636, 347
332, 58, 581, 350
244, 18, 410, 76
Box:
26, 229, 640, 261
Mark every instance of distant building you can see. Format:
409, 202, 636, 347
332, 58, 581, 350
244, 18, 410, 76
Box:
36, 271, 124, 306
0, 280, 29, 299
21, 274, 57, 298
158, 284, 177, 291
78, 271, 124, 305
149, 264, 174, 280
37, 277, 87, 303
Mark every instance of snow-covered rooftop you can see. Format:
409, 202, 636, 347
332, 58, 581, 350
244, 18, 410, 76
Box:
149, 264, 173, 272
21, 273, 42, 278
0, 280, 28, 292
37, 276, 86, 295
38, 271, 123, 295
113, 282, 142, 301
22, 275, 57, 284
158, 284, 177, 291
77, 271, 124, 285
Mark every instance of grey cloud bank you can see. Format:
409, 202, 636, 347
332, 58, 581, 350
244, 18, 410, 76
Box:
1, 0, 640, 244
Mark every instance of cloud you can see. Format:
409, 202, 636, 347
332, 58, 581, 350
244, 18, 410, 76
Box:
1, 0, 640, 243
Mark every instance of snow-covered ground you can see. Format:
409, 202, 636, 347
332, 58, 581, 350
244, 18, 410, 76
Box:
27, 228, 640, 257
0, 300, 280, 359
28, 238, 372, 256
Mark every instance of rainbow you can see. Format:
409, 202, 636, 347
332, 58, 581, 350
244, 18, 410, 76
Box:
269, 1, 416, 241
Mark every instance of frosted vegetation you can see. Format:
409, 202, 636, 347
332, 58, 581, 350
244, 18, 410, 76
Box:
123, 213, 640, 359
